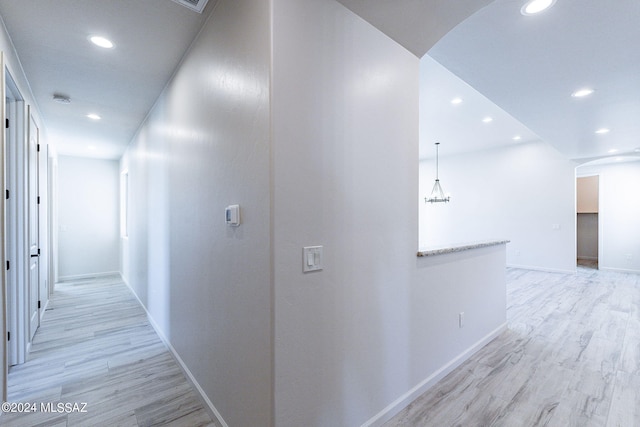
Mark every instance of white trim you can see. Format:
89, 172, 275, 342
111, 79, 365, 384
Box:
507, 263, 577, 274
57, 271, 121, 282
598, 266, 640, 274
361, 323, 507, 427
121, 277, 228, 427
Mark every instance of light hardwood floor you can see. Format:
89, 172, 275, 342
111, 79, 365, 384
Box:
2, 275, 218, 427
387, 267, 640, 426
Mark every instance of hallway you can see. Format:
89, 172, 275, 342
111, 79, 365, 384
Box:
2, 276, 217, 426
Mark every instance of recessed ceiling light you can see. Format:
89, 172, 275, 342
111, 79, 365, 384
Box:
513, 135, 522, 141
482, 117, 493, 123
521, 0, 556, 15
635, 148, 640, 153
87, 113, 101, 120
571, 88, 594, 98
616, 157, 623, 161
451, 97, 463, 105
595, 128, 610, 134
608, 149, 618, 154
88, 145, 97, 151
89, 35, 114, 49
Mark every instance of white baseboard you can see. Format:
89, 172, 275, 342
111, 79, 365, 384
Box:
507, 263, 576, 274
121, 278, 228, 427
57, 271, 121, 282
361, 322, 507, 427
598, 266, 640, 274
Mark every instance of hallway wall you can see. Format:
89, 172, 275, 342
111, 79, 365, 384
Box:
58, 156, 119, 279
122, 0, 507, 425
272, 0, 505, 425
119, 0, 272, 425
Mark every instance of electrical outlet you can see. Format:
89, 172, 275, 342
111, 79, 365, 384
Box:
459, 312, 465, 328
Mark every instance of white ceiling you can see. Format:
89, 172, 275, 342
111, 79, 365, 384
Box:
428, 0, 640, 162
0, 0, 216, 159
419, 55, 540, 160
334, 0, 492, 58
0, 0, 639, 164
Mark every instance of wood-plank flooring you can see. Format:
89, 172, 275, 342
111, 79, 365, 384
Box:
386, 267, 640, 426
2, 275, 218, 427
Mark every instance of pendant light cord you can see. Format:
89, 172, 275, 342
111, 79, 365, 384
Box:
435, 142, 440, 180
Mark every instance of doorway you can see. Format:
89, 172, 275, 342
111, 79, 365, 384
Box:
576, 175, 598, 269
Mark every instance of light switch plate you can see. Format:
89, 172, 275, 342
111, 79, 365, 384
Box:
303, 246, 323, 273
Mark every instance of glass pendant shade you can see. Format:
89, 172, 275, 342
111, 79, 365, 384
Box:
426, 179, 449, 203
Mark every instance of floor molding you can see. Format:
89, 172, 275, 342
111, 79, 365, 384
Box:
384, 267, 640, 425
122, 277, 229, 427
361, 323, 507, 427
506, 263, 576, 275
4, 275, 216, 426
57, 271, 121, 282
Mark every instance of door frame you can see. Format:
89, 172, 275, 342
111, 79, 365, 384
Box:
1, 50, 8, 404
5, 70, 27, 365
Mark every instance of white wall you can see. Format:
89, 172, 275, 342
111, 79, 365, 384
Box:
120, 0, 272, 425
420, 141, 577, 273
578, 160, 640, 272
57, 155, 119, 279
272, 0, 506, 425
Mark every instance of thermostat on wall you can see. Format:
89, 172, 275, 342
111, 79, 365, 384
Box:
225, 205, 240, 226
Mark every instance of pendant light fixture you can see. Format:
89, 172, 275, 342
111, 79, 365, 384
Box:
425, 142, 450, 203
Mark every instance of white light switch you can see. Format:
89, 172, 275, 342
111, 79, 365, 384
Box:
303, 246, 323, 273
225, 205, 240, 226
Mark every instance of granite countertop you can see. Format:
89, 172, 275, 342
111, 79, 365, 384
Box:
417, 240, 510, 257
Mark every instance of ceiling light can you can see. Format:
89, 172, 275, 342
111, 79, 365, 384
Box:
89, 35, 114, 49
521, 0, 556, 16
571, 88, 594, 98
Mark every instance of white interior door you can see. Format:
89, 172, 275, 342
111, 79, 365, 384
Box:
28, 111, 40, 341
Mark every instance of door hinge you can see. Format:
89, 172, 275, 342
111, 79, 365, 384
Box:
6, 260, 9, 271
5, 118, 8, 128
5, 189, 8, 200
7, 332, 10, 342
38, 248, 41, 255
37, 143, 40, 152
37, 196, 41, 204
38, 300, 41, 309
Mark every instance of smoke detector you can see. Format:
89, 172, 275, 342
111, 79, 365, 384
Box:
171, 0, 209, 13
53, 94, 71, 104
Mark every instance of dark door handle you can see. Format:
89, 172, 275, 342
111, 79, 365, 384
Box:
30, 254, 39, 258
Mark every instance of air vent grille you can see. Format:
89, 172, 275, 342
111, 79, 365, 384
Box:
172, 0, 209, 13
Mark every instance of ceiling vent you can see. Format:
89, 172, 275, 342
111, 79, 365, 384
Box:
171, 0, 209, 13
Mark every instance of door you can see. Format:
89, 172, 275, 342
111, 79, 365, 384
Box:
28, 111, 40, 341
